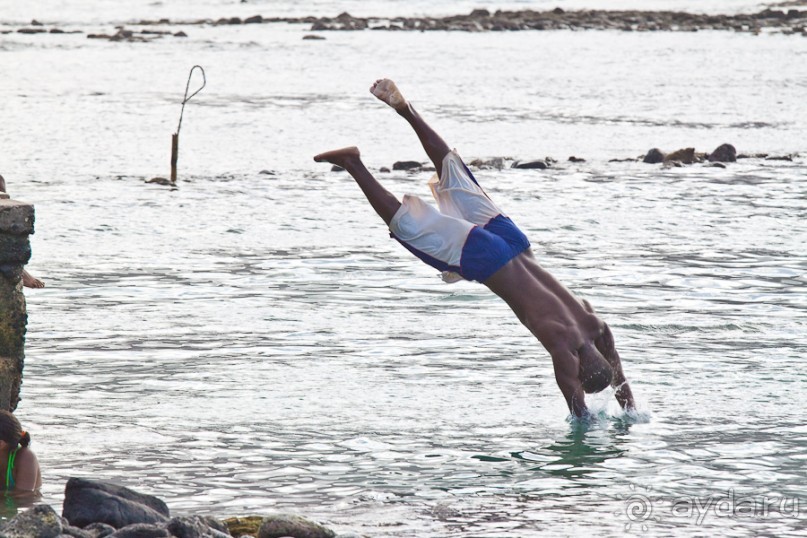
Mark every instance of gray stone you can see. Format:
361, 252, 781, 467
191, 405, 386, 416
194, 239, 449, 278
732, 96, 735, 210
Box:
392, 160, 422, 171
0, 504, 63, 538
60, 524, 94, 538
708, 143, 737, 162
107, 524, 170, 538
62, 478, 169, 529
166, 516, 230, 538
513, 160, 548, 169
642, 148, 666, 163
257, 514, 335, 538
82, 523, 116, 538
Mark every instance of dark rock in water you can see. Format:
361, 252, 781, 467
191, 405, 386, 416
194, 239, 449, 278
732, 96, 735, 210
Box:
146, 177, 174, 186
664, 147, 696, 164
174, 31, 188, 37
18, 27, 48, 34
302, 34, 326, 40
709, 162, 727, 168
244, 15, 264, 24
330, 165, 345, 172
0, 504, 63, 538
470, 9, 491, 17
737, 152, 768, 159
513, 159, 548, 169
63, 477, 170, 529
50, 28, 65, 33
167, 515, 230, 538
708, 143, 737, 162
31, 19, 44, 26
258, 170, 276, 175
663, 160, 684, 168
108, 523, 171, 537
257, 513, 336, 538
765, 154, 794, 161
642, 148, 666, 163
229, 17, 243, 25
379, 167, 391, 173
83, 522, 117, 537
568, 156, 586, 163
392, 160, 422, 171
468, 157, 506, 170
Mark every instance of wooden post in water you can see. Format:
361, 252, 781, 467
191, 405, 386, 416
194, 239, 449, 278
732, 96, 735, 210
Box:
170, 65, 206, 183
170, 133, 179, 183
0, 191, 35, 411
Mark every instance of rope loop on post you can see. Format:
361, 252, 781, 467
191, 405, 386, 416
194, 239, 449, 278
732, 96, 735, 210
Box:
176, 65, 206, 135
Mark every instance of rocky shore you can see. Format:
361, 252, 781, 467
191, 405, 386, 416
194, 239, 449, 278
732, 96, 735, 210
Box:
3, 7, 807, 41
0, 478, 358, 538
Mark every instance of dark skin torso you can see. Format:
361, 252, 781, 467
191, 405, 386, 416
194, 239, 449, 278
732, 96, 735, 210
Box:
483, 249, 634, 416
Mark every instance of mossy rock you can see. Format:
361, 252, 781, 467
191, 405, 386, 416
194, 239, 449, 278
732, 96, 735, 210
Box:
224, 516, 264, 537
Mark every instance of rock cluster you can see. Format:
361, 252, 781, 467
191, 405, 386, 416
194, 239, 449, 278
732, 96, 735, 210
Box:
0, 478, 359, 538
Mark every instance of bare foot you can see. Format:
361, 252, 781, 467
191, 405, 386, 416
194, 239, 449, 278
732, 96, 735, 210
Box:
370, 79, 407, 111
314, 146, 361, 169
22, 270, 45, 289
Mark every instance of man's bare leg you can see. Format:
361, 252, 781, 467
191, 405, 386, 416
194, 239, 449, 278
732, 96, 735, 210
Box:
370, 79, 451, 177
314, 147, 401, 226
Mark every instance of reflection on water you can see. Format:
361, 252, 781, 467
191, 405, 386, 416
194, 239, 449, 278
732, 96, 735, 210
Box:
0, 491, 43, 523
1, 3, 805, 536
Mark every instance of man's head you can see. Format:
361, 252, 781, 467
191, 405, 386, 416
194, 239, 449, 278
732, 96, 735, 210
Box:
578, 343, 613, 393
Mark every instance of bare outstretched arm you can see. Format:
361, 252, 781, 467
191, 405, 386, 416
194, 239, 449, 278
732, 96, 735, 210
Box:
596, 324, 635, 410
551, 349, 589, 417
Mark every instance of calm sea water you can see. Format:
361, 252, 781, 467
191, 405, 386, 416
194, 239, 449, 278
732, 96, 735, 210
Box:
1, 1, 805, 536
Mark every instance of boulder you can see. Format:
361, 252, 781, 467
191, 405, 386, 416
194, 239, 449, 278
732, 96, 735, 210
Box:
257, 514, 335, 538
0, 504, 63, 538
62, 478, 170, 530
708, 143, 736, 162
107, 524, 170, 538
60, 523, 95, 538
568, 156, 586, 162
513, 160, 547, 169
664, 147, 696, 164
82, 522, 117, 538
166, 516, 230, 538
244, 15, 264, 24
392, 160, 421, 171
642, 148, 665, 163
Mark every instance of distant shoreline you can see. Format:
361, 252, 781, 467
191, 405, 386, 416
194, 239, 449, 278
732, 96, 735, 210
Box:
3, 7, 807, 40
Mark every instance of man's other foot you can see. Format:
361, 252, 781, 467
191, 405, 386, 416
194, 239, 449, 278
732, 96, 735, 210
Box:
314, 146, 361, 168
370, 79, 407, 111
